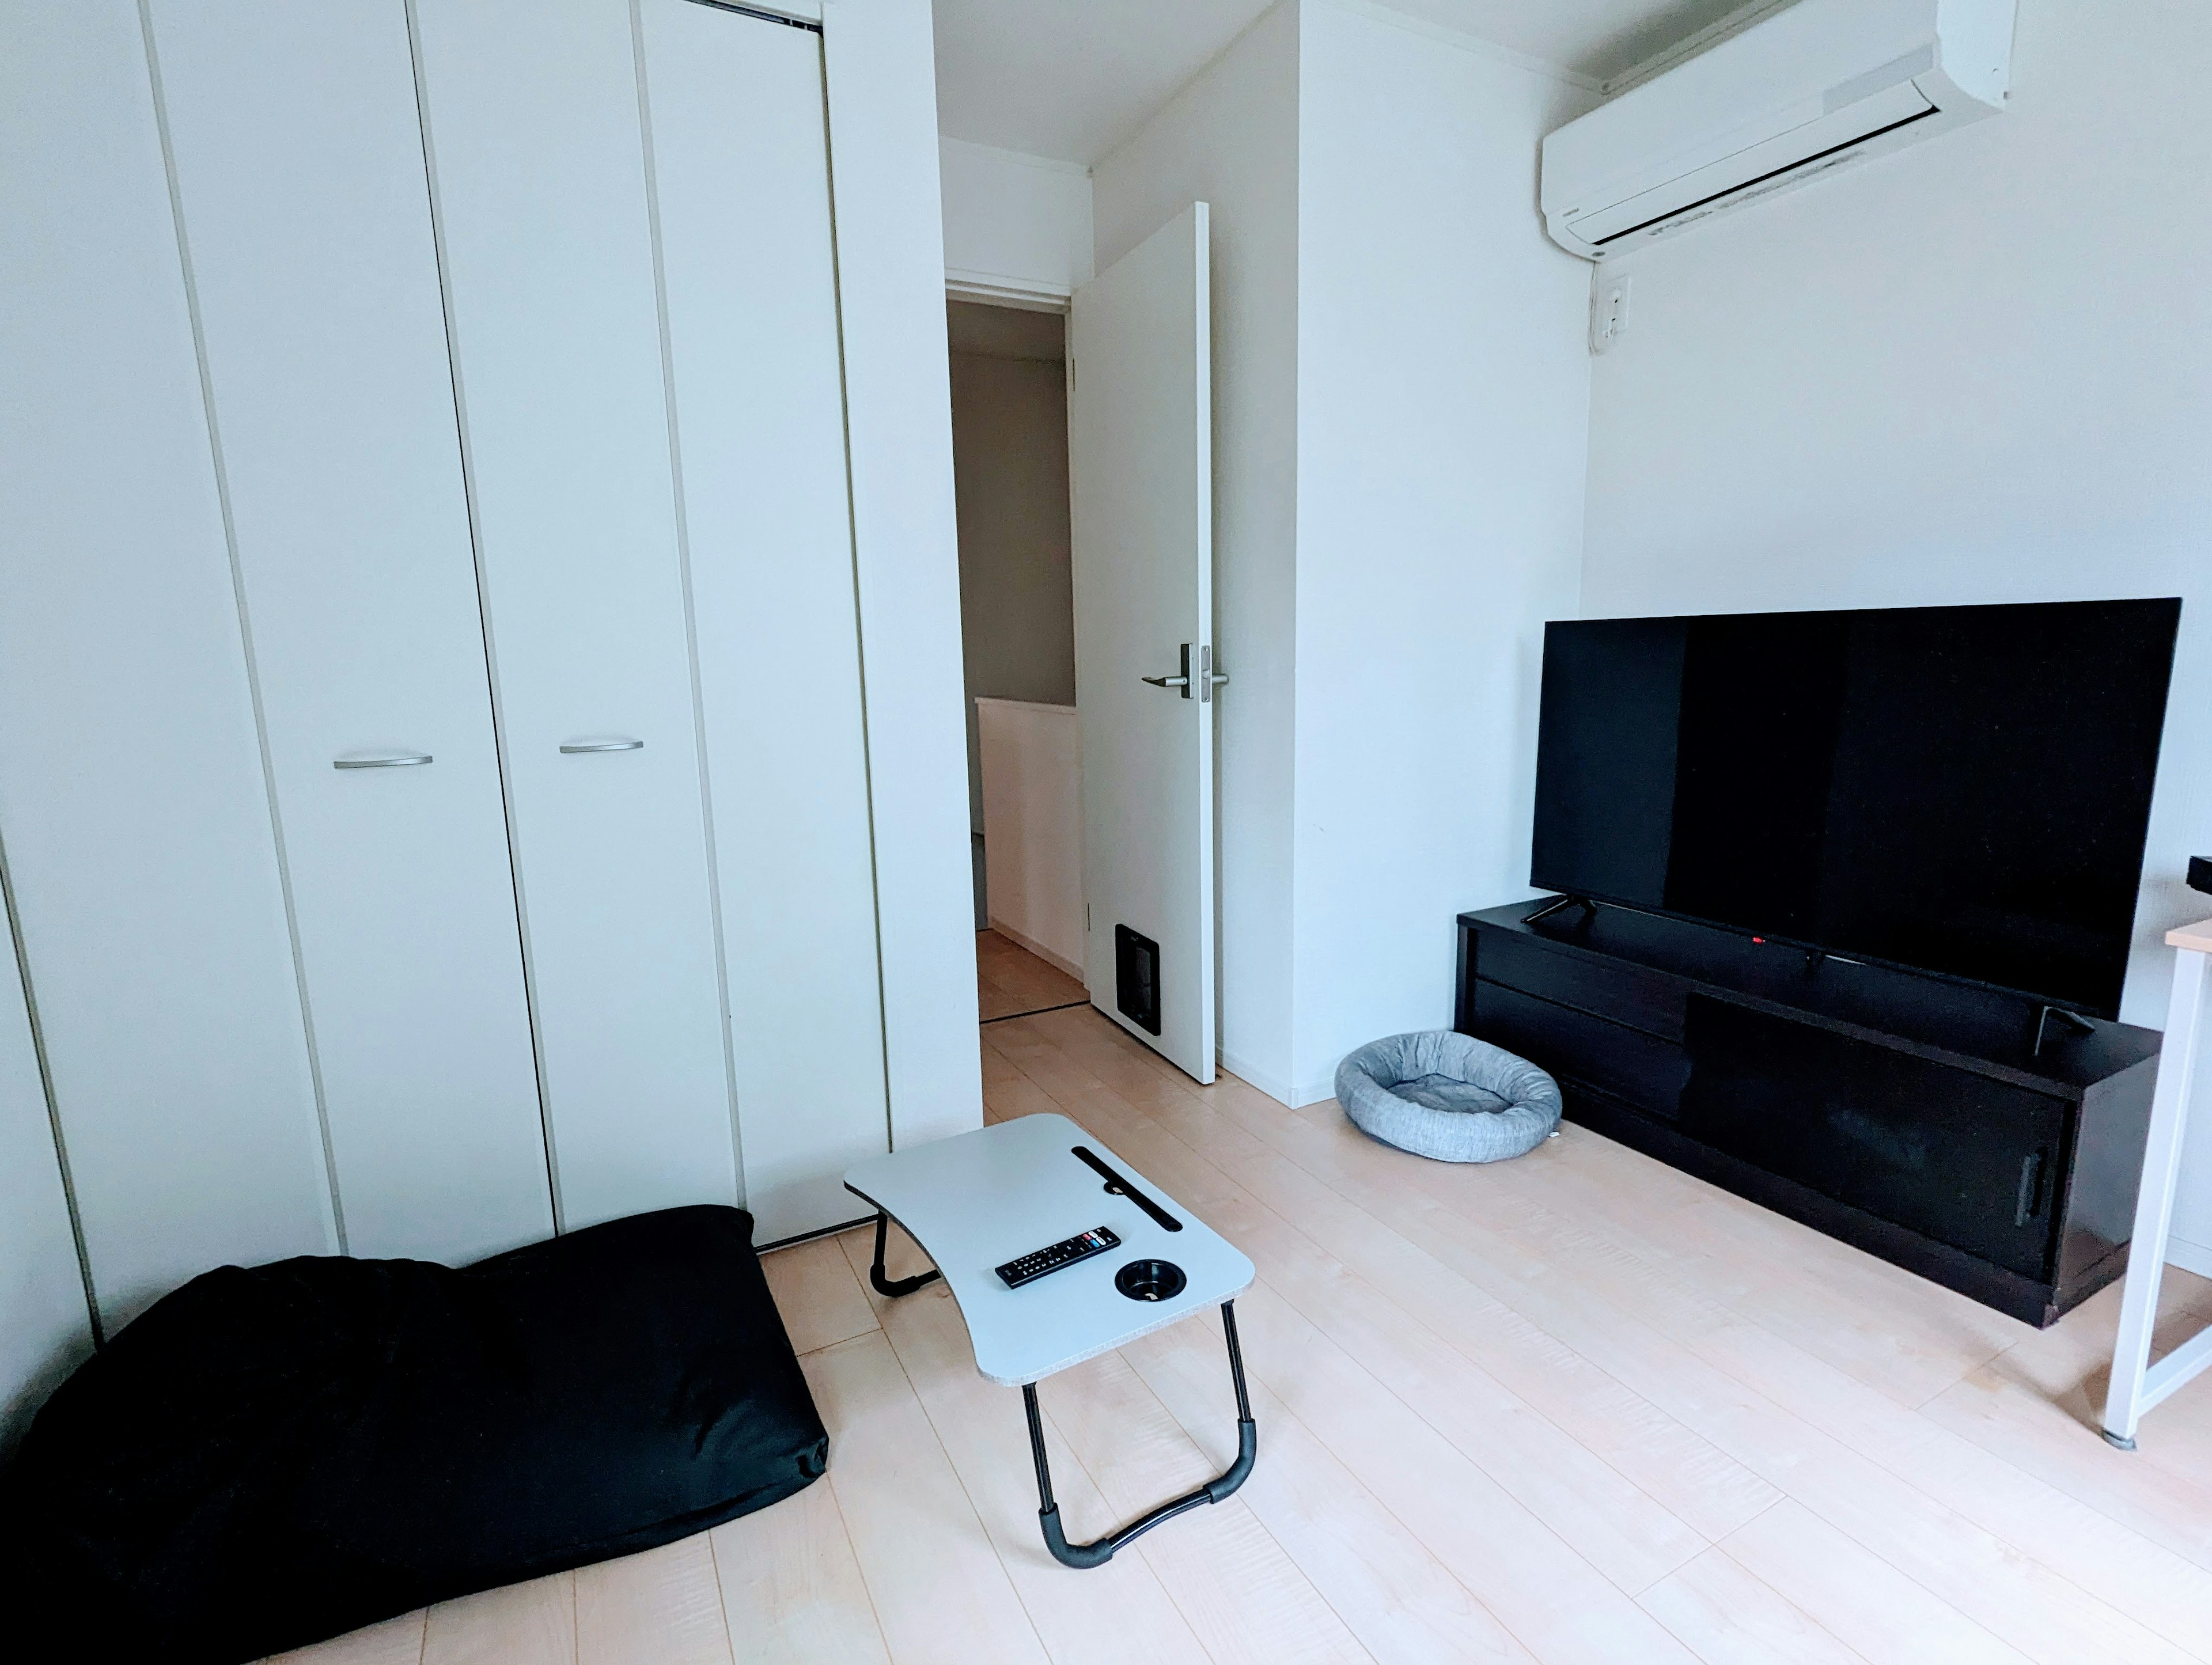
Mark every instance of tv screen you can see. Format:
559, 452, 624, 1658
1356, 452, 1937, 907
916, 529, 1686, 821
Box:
1531, 599, 2181, 1020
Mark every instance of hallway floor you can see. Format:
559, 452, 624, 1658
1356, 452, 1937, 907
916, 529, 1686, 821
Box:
976, 928, 1086, 1023
271, 1004, 2212, 1665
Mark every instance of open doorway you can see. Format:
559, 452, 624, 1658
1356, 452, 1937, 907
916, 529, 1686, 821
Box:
947, 298, 1087, 1025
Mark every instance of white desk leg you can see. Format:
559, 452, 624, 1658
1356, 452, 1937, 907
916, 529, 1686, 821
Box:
2104, 947, 2207, 1450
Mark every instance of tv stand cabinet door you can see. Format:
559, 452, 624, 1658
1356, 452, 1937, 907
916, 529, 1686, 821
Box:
1680, 999, 2067, 1280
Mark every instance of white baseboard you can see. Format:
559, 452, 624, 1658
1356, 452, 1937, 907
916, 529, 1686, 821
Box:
985, 917, 1085, 984
1215, 1049, 1338, 1110
2168, 1235, 2212, 1281
1217, 1048, 1291, 1108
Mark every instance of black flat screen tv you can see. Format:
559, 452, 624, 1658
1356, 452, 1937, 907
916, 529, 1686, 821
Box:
1531, 598, 2181, 1021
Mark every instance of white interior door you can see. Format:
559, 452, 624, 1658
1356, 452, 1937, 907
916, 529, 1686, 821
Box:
639, 0, 890, 1243
1069, 203, 1216, 1083
147, 0, 552, 1265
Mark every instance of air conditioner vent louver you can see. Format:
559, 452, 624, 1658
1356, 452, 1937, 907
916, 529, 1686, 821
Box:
1591, 104, 1941, 248
1540, 0, 2016, 261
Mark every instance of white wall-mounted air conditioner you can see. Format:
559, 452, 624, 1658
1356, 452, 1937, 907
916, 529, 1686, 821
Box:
1540, 0, 2017, 261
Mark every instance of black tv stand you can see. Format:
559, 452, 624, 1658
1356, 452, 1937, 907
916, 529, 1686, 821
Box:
1456, 900, 2161, 1326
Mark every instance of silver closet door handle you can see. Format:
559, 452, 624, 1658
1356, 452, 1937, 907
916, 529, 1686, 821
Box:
559, 737, 645, 753
333, 751, 431, 769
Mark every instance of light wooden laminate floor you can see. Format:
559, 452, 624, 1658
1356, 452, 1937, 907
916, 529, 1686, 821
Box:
271, 1003, 2212, 1665
976, 929, 1087, 1023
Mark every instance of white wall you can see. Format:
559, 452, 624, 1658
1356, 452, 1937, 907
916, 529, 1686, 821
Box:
976, 698, 1085, 974
1581, 0, 2212, 1262
939, 136, 1093, 303
1089, 0, 1595, 1105
948, 342, 1076, 840
1290, 0, 1597, 1102
1092, 0, 1303, 1101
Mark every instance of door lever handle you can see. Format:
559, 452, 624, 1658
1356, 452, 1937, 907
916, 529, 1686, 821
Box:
1141, 643, 1230, 699
1143, 644, 1196, 698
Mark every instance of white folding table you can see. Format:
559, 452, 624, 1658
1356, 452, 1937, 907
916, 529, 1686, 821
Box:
2103, 916, 2212, 1448
844, 1113, 1256, 1566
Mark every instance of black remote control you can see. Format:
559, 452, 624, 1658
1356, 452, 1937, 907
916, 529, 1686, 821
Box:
996, 1226, 1122, 1289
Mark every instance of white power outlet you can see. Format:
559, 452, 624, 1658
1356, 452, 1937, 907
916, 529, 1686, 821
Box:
1590, 272, 1631, 355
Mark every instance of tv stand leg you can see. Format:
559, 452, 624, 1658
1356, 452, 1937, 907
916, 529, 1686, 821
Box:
1525, 895, 1595, 927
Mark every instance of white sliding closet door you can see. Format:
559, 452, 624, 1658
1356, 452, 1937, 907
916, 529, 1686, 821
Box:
0, 0, 334, 1325
144, 0, 551, 1264
412, 0, 737, 1227
639, 0, 889, 1242
0, 907, 93, 1452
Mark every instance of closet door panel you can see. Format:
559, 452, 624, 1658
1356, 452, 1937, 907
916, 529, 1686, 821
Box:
0, 0, 334, 1325
0, 907, 94, 1453
412, 0, 736, 1226
641, 0, 889, 1242
146, 0, 551, 1262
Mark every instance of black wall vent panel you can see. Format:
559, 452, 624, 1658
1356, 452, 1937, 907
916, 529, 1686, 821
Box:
1115, 925, 1162, 1034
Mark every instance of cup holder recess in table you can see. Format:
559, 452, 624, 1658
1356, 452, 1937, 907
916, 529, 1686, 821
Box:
1114, 1259, 1187, 1302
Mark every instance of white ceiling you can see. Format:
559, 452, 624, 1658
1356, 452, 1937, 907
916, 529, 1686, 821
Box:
931, 0, 1759, 166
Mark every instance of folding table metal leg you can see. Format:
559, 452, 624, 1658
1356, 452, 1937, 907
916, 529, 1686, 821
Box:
1022, 1300, 1258, 1569
868, 1212, 942, 1299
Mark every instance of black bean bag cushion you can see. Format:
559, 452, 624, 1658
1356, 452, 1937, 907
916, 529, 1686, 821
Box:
0, 1204, 825, 1663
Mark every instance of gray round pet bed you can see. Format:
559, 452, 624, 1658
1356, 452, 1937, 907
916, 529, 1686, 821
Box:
1334, 1031, 1561, 1163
